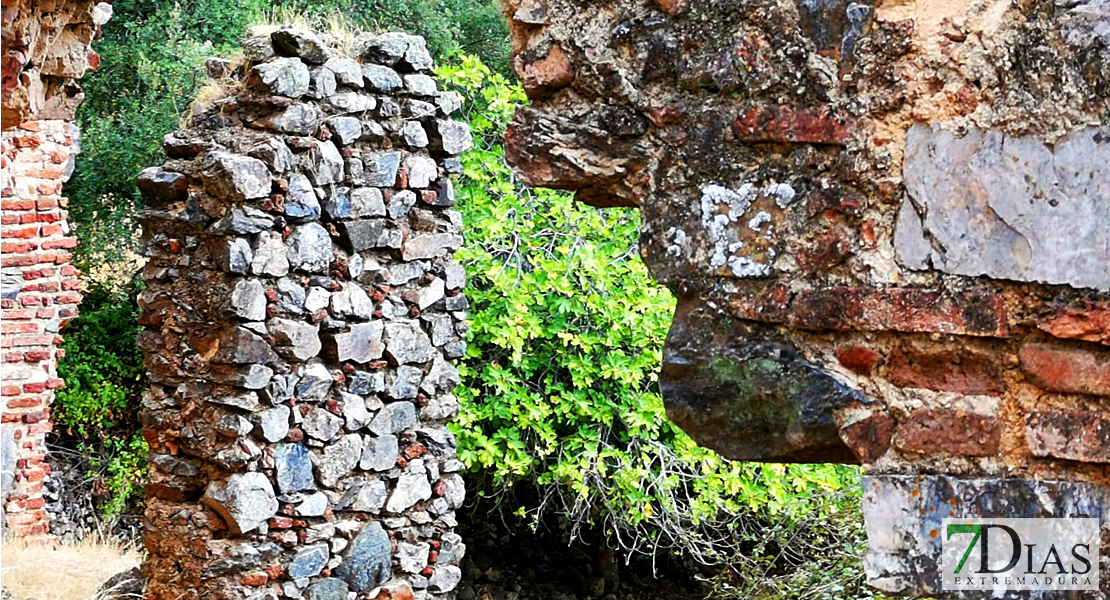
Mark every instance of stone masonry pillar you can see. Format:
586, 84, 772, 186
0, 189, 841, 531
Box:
497, 0, 1109, 597
1, 0, 110, 537
136, 27, 471, 600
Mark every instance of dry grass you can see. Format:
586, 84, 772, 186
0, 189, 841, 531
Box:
0, 536, 142, 600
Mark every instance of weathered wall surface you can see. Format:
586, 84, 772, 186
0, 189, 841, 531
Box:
0, 0, 108, 537
499, 0, 1109, 596
136, 27, 470, 600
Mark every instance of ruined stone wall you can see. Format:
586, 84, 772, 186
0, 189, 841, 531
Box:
499, 0, 1109, 596
136, 27, 470, 600
0, 0, 108, 537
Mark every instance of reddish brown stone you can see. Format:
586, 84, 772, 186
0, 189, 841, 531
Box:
1037, 302, 1110, 345
797, 228, 853, 274
732, 105, 853, 145
886, 344, 1003, 396
1025, 410, 1110, 464
513, 44, 574, 100
893, 409, 1000, 457
1019, 343, 1110, 397
839, 413, 893, 463
787, 287, 1009, 337
836, 344, 882, 377
653, 0, 687, 15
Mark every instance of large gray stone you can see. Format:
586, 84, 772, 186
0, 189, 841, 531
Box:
286, 222, 333, 273
296, 361, 334, 401
272, 28, 331, 64
288, 543, 330, 579
897, 124, 1110, 291
308, 140, 344, 186
257, 103, 323, 135
428, 565, 463, 593
304, 578, 348, 600
201, 472, 278, 534
384, 459, 432, 513
334, 521, 392, 592
383, 320, 436, 364
211, 206, 274, 235
249, 138, 297, 173
336, 478, 388, 512
303, 407, 344, 441
369, 401, 416, 436
251, 231, 290, 276
201, 152, 272, 202
274, 443, 315, 493
325, 116, 362, 146
359, 435, 399, 471
362, 64, 403, 92
255, 405, 290, 443
404, 155, 437, 188
387, 365, 423, 399
324, 57, 363, 88
268, 317, 322, 360
401, 233, 463, 261
316, 434, 363, 487
363, 152, 401, 186
431, 119, 473, 156
228, 279, 267, 321
350, 187, 386, 218
284, 173, 320, 220
250, 57, 310, 97
327, 321, 384, 364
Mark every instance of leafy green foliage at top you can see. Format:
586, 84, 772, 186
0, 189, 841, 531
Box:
70, 0, 509, 268
438, 55, 878, 599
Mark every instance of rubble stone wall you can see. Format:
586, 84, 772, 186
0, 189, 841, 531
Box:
136, 27, 471, 600
1, 0, 107, 537
497, 0, 1109, 596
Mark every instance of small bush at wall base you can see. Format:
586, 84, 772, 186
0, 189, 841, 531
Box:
55, 279, 147, 520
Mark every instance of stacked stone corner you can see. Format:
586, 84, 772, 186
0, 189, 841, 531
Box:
137, 27, 471, 600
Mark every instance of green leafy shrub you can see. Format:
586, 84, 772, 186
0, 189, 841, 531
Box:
55, 280, 148, 519
438, 55, 878, 598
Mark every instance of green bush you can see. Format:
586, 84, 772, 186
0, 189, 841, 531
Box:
439, 55, 877, 598
55, 280, 148, 519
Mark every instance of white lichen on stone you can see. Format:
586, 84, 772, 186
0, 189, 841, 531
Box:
699, 183, 782, 277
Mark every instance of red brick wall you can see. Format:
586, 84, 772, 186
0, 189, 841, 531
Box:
0, 119, 81, 536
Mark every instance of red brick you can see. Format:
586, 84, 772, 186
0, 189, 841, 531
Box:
7, 398, 42, 409
1, 385, 21, 396
1, 321, 39, 334
41, 237, 77, 250
2, 309, 35, 320
893, 409, 1000, 457
836, 344, 882, 377
839, 412, 893, 464
17, 122, 40, 132
11, 335, 53, 346
0, 199, 34, 210
1025, 410, 1109, 464
39, 223, 63, 236
729, 285, 1009, 337
22, 382, 46, 393
11, 136, 40, 148
56, 291, 81, 304
241, 572, 269, 586
1019, 343, 1109, 397
733, 105, 854, 145
1038, 302, 1110, 346
23, 351, 50, 362
885, 344, 1002, 396
22, 411, 46, 423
